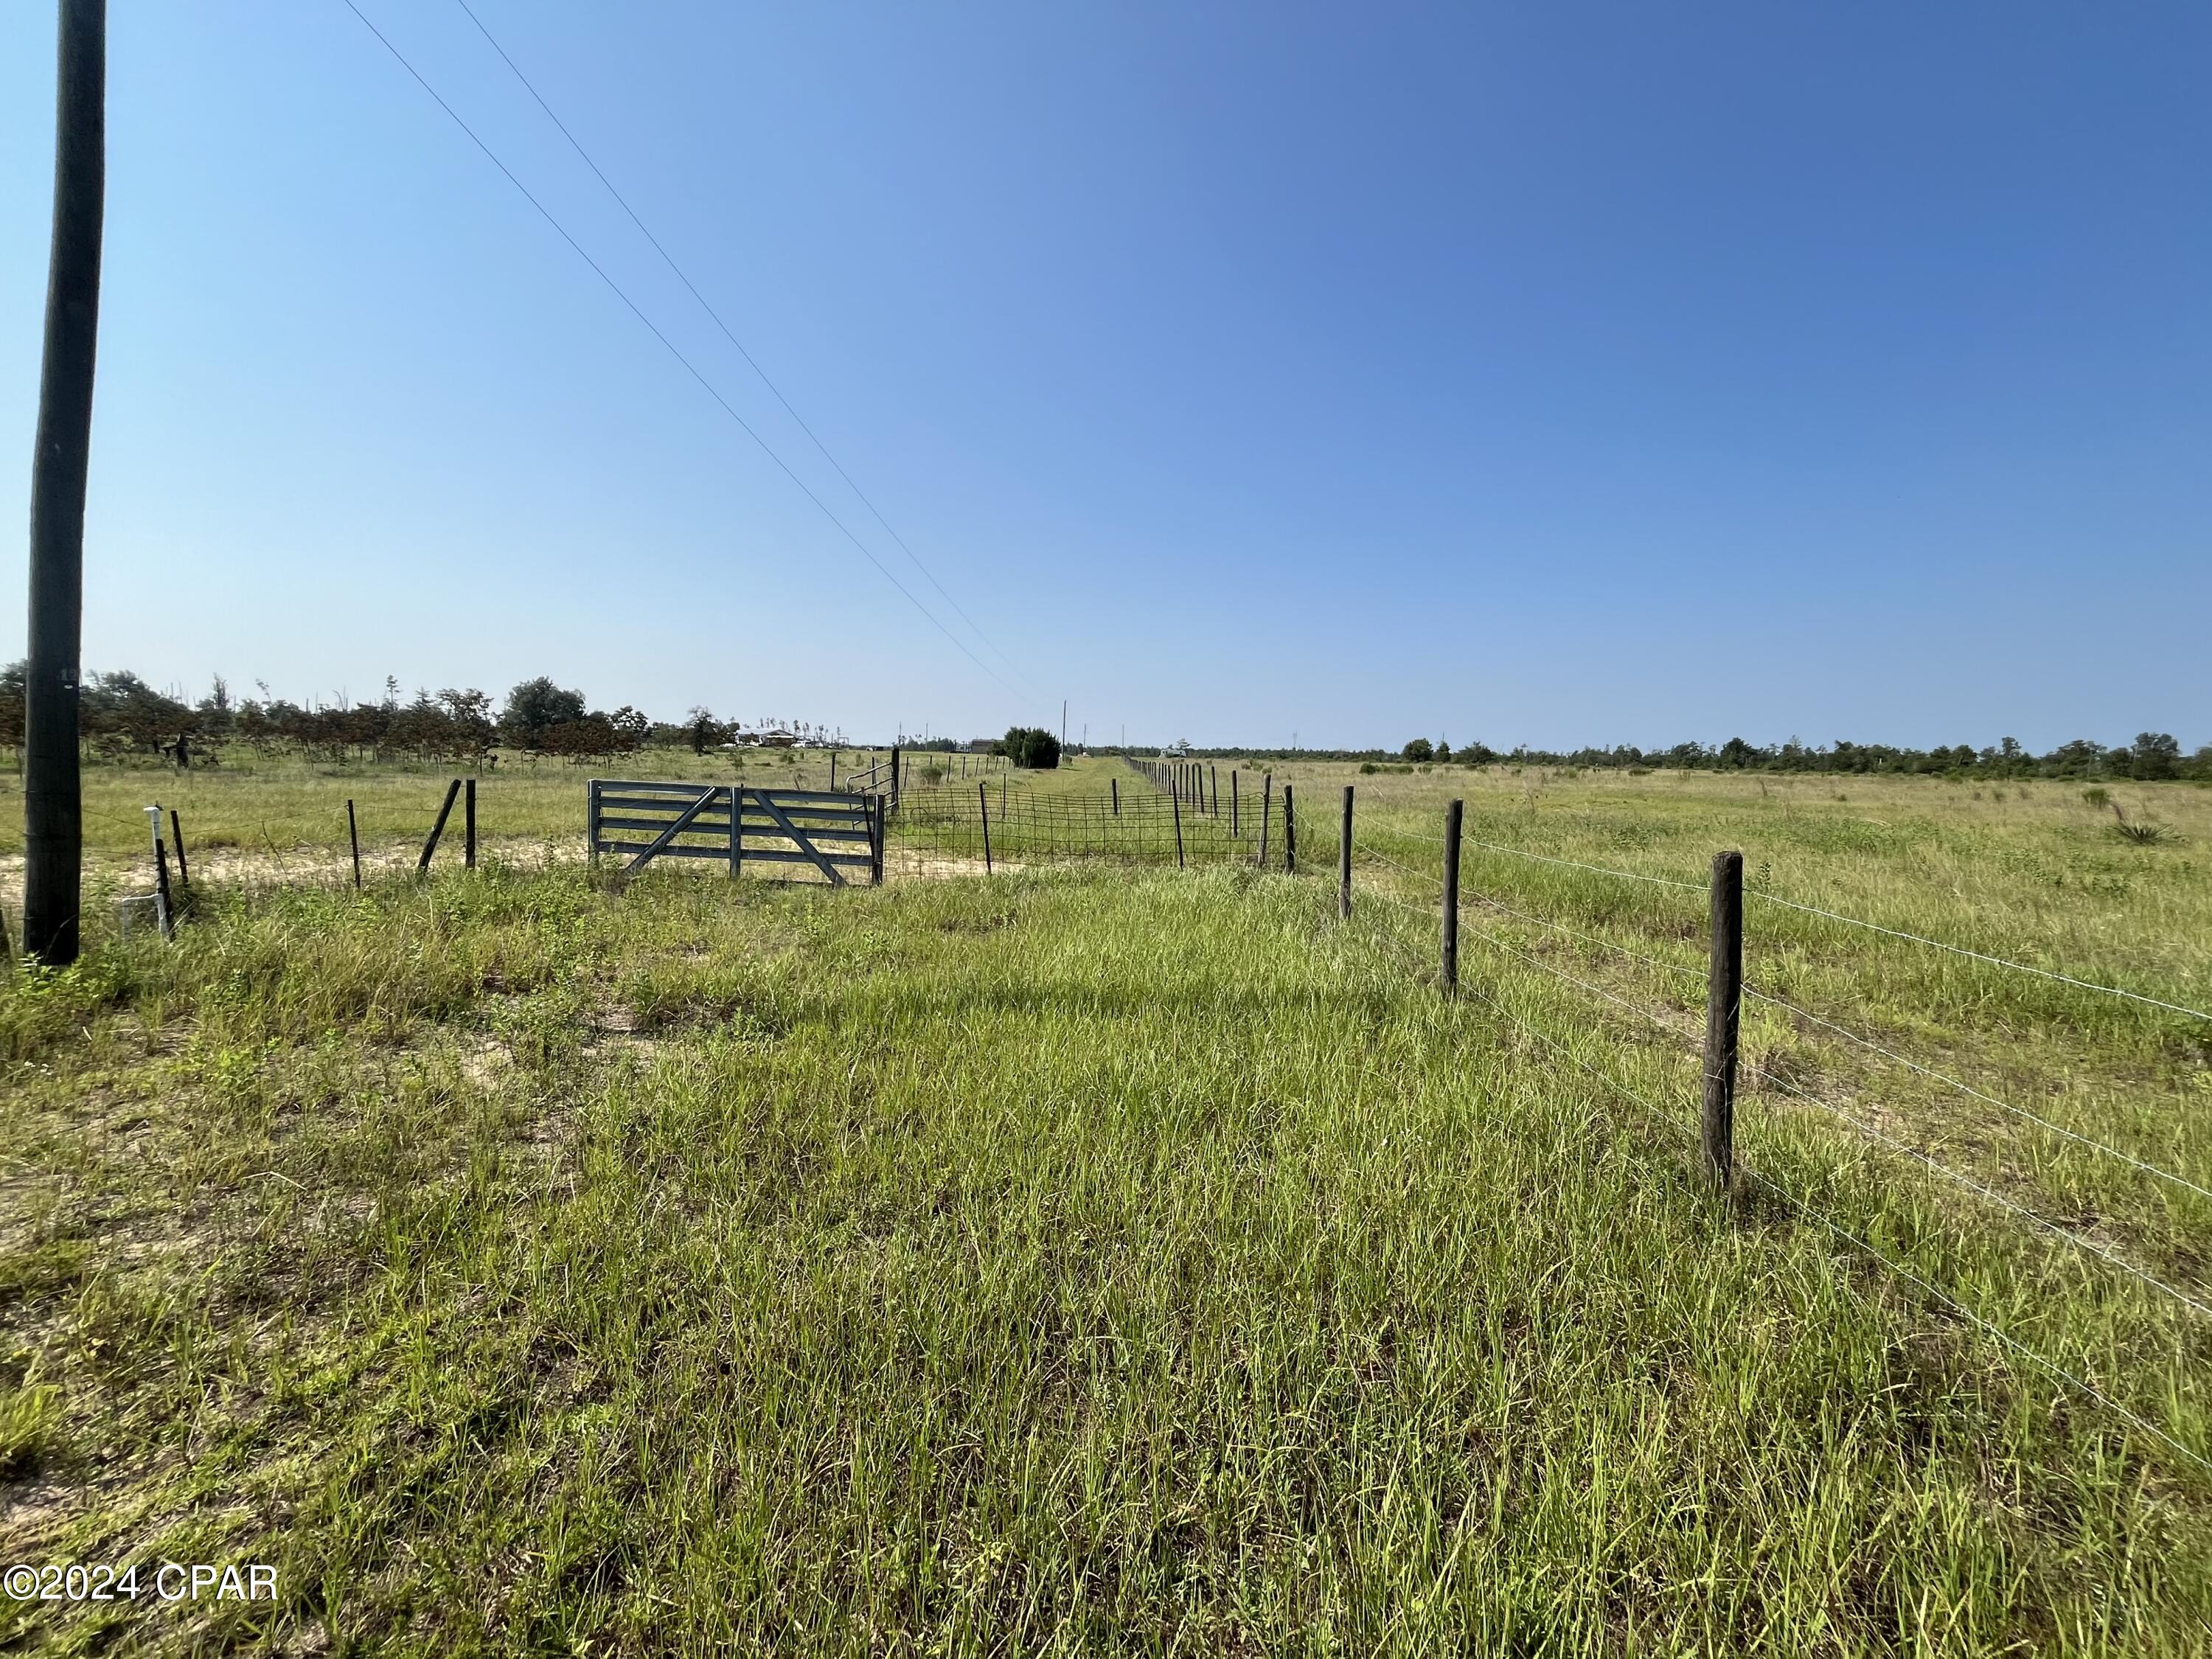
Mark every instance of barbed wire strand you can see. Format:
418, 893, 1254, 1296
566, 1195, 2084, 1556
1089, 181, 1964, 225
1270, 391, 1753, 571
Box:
1752, 1068, 2212, 1323
1747, 891, 2212, 1024
1341, 888, 2212, 1476
1744, 985, 2212, 1205
1463, 887, 1706, 981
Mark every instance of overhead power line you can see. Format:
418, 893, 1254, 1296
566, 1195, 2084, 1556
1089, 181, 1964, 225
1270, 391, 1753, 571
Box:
338, 0, 1025, 704
451, 0, 1025, 690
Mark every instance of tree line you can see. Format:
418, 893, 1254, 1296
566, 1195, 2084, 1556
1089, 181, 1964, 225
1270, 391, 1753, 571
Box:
1385, 733, 2207, 781
0, 667, 734, 765
1110, 732, 2208, 782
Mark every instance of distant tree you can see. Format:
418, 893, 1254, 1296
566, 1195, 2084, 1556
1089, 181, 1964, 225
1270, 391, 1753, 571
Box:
195, 675, 233, 742
1718, 737, 1760, 768
501, 678, 588, 751
1401, 738, 1433, 763
685, 706, 723, 755
0, 661, 24, 750
608, 706, 651, 755
82, 671, 195, 757
1458, 742, 1500, 766
1001, 726, 1062, 769
439, 689, 497, 755
1434, 739, 1453, 762
2130, 731, 2180, 781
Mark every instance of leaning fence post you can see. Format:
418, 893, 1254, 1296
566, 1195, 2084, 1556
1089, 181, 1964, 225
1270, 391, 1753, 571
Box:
1172, 786, 1185, 869
1111, 777, 1119, 815
1703, 849, 1745, 1191
348, 799, 364, 889
1283, 784, 1296, 874
1441, 799, 1463, 992
464, 778, 477, 869
169, 807, 191, 900
978, 782, 993, 874
419, 779, 461, 872
1338, 785, 1353, 919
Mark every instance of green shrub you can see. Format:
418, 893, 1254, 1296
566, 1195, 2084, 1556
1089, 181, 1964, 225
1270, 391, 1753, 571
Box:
1001, 727, 1062, 769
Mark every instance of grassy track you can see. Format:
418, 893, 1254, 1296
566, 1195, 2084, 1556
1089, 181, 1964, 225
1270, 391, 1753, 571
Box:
2, 848, 2208, 1652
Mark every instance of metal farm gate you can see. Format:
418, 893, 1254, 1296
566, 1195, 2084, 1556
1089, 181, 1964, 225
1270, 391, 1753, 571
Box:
588, 780, 883, 885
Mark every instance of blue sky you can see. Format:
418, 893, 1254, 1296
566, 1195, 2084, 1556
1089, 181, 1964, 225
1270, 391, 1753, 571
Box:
2, 1, 2206, 751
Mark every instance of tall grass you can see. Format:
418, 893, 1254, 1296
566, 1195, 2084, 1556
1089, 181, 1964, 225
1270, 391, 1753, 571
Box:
3, 856, 2208, 1652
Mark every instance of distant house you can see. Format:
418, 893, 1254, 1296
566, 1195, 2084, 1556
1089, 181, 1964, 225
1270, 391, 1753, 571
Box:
966, 737, 997, 752
728, 726, 801, 748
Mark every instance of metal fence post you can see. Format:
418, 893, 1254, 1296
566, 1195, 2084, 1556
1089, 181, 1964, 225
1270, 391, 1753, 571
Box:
730, 784, 742, 877
1256, 773, 1273, 868
145, 805, 173, 939
1703, 849, 1744, 1190
465, 778, 477, 869
1283, 784, 1296, 874
1441, 799, 1462, 992
979, 782, 992, 874
1338, 785, 1353, 919
1172, 788, 1185, 869
1231, 770, 1239, 837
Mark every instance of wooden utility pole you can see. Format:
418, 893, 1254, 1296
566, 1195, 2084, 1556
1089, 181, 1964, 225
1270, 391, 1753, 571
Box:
22, 0, 107, 964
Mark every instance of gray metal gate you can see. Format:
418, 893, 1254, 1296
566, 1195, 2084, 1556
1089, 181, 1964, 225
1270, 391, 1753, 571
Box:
588, 780, 882, 886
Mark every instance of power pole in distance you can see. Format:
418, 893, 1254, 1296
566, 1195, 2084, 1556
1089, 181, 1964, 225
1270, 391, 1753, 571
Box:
24, 0, 107, 964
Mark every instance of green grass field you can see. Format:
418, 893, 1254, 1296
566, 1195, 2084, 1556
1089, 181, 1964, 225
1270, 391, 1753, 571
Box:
2, 763, 2209, 1652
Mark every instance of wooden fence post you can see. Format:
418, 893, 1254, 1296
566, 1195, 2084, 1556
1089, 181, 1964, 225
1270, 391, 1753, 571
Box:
1256, 773, 1273, 868
1703, 849, 1744, 1191
1283, 784, 1296, 874
1441, 799, 1463, 992
869, 795, 884, 886
979, 782, 992, 874
419, 779, 461, 872
168, 807, 190, 901
1172, 787, 1185, 869
1338, 785, 1353, 919
347, 799, 363, 890
891, 745, 902, 810
1111, 777, 1119, 815
464, 778, 477, 869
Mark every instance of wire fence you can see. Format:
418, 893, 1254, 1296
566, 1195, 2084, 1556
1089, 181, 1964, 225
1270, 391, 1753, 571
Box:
1327, 804, 2211, 1478
47, 762, 2212, 1475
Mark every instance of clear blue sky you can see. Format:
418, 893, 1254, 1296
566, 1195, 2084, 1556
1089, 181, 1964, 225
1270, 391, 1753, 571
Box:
3, 1, 2206, 751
